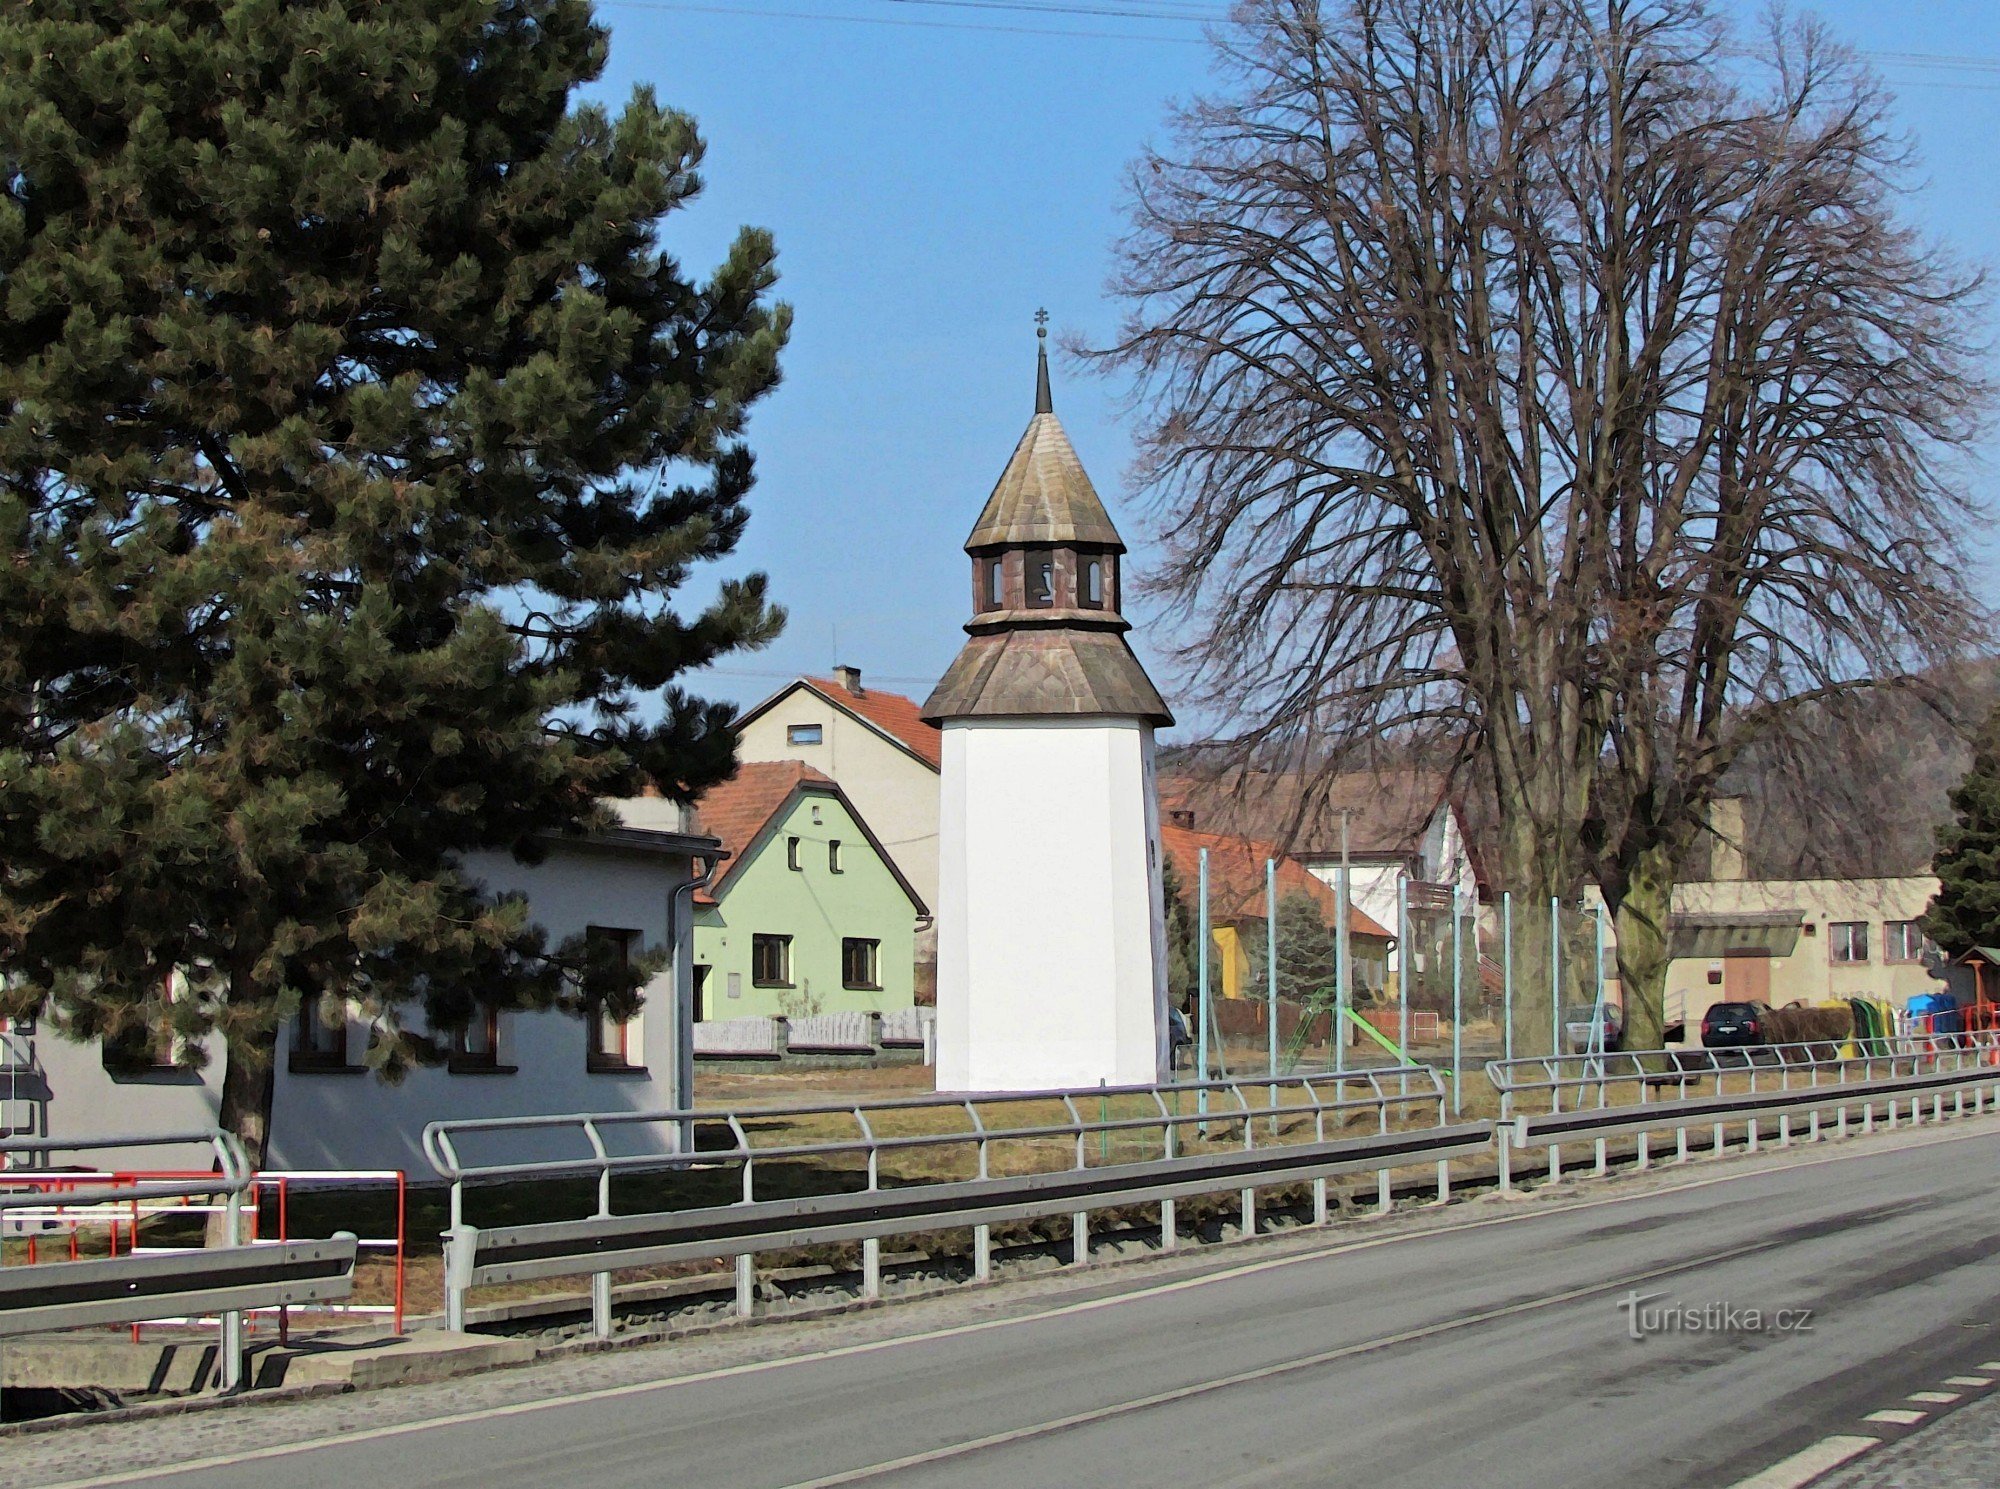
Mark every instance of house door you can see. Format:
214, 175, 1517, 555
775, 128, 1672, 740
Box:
692, 965, 710, 1024
1722, 950, 1771, 1004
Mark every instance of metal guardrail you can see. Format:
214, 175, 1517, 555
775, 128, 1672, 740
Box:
0, 1235, 359, 1339
426, 1067, 1488, 1338
1486, 1038, 2000, 1190
1485, 1033, 2000, 1117
0, 1130, 358, 1390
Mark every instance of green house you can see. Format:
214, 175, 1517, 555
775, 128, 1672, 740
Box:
691, 763, 928, 1021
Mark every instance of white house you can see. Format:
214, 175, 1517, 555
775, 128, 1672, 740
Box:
4, 824, 719, 1175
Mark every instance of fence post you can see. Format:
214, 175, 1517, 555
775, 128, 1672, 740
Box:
1198, 849, 1211, 1134
1451, 887, 1463, 1117
1397, 877, 1410, 1075
1551, 895, 1562, 1059
1266, 857, 1280, 1121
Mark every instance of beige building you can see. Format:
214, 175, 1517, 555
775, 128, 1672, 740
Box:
1662, 874, 1943, 1034
733, 667, 942, 993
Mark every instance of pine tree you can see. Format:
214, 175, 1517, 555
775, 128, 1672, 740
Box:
1926, 705, 2000, 957
1268, 892, 1339, 1006
0, 1, 790, 1161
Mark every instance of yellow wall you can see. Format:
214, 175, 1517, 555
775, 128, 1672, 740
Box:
1212, 926, 1249, 1000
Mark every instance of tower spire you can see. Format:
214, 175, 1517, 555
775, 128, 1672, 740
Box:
1034, 308, 1052, 416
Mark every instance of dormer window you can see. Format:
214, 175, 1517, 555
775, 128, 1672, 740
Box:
981, 556, 1004, 612
1025, 547, 1056, 608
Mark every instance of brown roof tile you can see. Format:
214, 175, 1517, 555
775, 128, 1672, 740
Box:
688, 761, 833, 904
804, 677, 943, 771
1159, 767, 1451, 862
1160, 823, 1393, 940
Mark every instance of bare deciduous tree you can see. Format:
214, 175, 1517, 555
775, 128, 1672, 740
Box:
1090, 0, 1990, 1055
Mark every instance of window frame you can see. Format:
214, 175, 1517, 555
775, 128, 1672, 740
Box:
842, 936, 882, 991
289, 1000, 358, 1074
752, 933, 795, 988
828, 839, 844, 873
1024, 546, 1056, 608
1883, 920, 1932, 965
102, 971, 189, 1076
448, 1006, 513, 1074
585, 926, 644, 1073
787, 723, 823, 746
1828, 921, 1871, 965
786, 835, 803, 871
980, 556, 1005, 612
1078, 553, 1105, 610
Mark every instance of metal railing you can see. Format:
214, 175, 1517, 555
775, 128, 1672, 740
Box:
0, 1131, 357, 1391
1484, 1034, 2000, 1190
425, 1067, 1489, 1338
1486, 1033, 2000, 1117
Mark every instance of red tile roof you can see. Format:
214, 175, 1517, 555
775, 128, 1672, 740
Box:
1160, 823, 1393, 940
689, 762, 833, 904
804, 677, 943, 771
1158, 767, 1449, 861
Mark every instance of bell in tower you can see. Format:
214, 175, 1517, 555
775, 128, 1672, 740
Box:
922, 315, 1173, 1091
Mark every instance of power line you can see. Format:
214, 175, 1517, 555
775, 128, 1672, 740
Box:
601, 1, 2000, 88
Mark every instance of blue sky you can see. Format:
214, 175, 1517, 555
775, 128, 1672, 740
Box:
589, 0, 2000, 734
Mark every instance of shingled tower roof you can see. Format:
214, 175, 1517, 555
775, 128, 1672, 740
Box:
922, 318, 1171, 729
963, 335, 1126, 552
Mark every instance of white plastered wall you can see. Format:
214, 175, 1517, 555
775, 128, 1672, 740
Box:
935, 717, 1168, 1091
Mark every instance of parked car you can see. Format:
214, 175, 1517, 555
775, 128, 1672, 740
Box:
1563, 1003, 1623, 1053
1700, 1000, 1772, 1049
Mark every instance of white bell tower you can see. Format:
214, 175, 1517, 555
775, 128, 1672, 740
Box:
923, 317, 1173, 1092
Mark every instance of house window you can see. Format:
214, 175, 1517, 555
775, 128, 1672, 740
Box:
291, 1002, 351, 1073
788, 723, 823, 746
1080, 555, 1105, 609
103, 971, 183, 1074
787, 835, 802, 871
586, 926, 641, 1071
981, 557, 1004, 612
829, 840, 844, 873
752, 933, 793, 987
1884, 921, 1934, 964
842, 937, 882, 990
449, 1007, 506, 1072
1829, 922, 1870, 965
1025, 547, 1056, 608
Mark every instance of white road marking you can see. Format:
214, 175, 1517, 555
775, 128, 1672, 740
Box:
1723, 1435, 1879, 1489
37, 1118, 2000, 1489
1864, 1409, 1929, 1425
1907, 1390, 1960, 1403
1945, 1375, 1993, 1387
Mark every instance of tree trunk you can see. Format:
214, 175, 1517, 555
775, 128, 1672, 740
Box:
217, 1038, 276, 1170
1612, 844, 1676, 1071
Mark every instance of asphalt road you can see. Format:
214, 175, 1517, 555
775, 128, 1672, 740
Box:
30, 1121, 2000, 1489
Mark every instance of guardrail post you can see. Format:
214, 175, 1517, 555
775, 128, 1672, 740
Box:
1594, 1135, 1608, 1176
586, 1121, 614, 1342
220, 1180, 245, 1391
1548, 1142, 1561, 1186
736, 1254, 756, 1319
1635, 1131, 1649, 1171
1497, 1124, 1513, 1193
443, 1222, 478, 1334
1161, 1198, 1177, 1250
1072, 1209, 1089, 1266
1778, 1114, 1791, 1148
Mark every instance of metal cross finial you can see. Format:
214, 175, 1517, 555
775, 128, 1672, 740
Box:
1035, 307, 1049, 338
